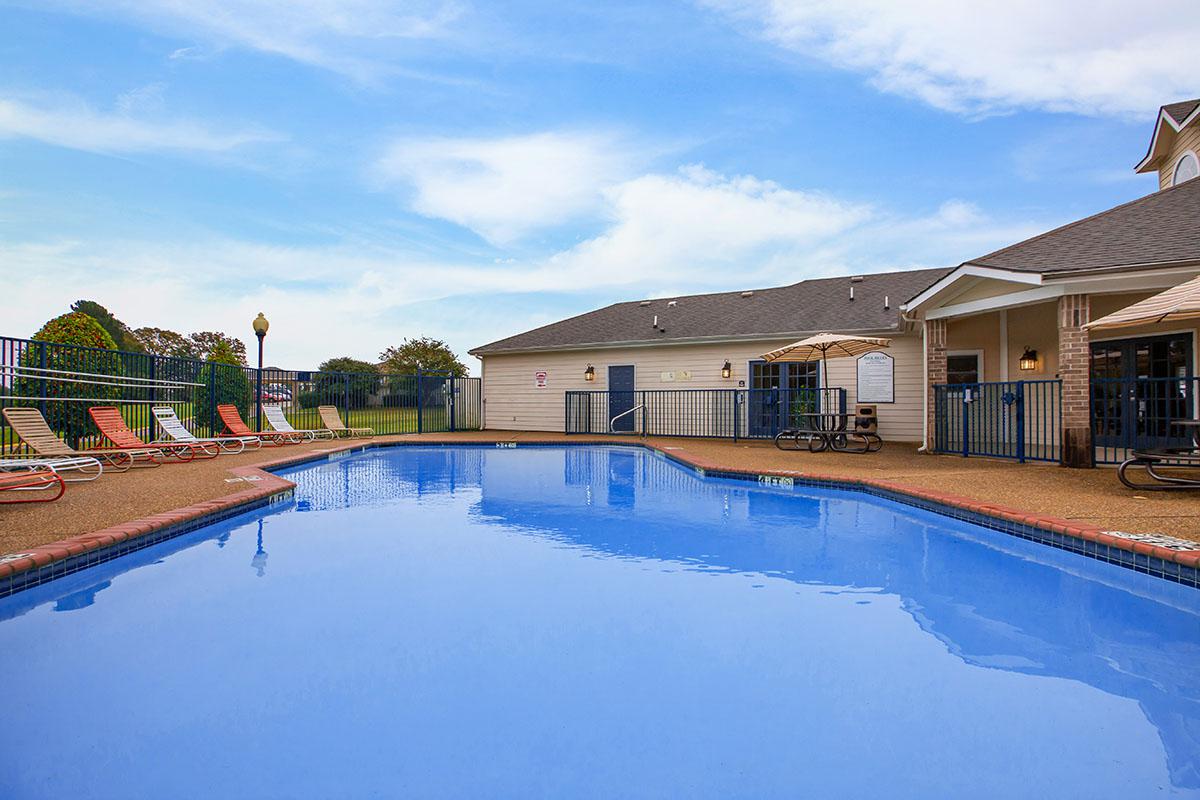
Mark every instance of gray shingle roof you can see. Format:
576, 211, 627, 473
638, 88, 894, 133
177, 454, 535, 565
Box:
964, 177, 1200, 274
471, 267, 951, 355
1163, 99, 1200, 126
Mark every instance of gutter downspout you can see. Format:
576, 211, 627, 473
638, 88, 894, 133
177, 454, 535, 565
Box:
904, 311, 930, 453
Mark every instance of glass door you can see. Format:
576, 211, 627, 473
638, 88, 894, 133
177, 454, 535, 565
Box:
748, 361, 819, 436
1090, 333, 1193, 450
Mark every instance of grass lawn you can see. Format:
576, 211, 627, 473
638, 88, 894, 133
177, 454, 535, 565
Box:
281, 406, 451, 435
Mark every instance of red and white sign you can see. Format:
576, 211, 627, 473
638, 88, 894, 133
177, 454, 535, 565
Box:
534, 370, 548, 388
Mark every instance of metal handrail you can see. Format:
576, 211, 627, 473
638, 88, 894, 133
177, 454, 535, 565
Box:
609, 404, 645, 434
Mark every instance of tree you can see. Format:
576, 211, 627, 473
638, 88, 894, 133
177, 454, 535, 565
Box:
194, 339, 252, 435
379, 337, 467, 376
131, 326, 196, 358
17, 312, 119, 445
70, 300, 144, 352
319, 356, 378, 375
300, 357, 380, 409
188, 331, 248, 366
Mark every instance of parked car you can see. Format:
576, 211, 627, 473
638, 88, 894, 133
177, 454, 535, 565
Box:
260, 383, 293, 403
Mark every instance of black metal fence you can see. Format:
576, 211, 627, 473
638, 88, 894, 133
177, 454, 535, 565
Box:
933, 380, 1062, 463
1092, 376, 1200, 464
0, 335, 480, 454
564, 387, 846, 440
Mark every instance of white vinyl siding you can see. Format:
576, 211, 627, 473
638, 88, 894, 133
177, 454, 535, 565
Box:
477, 333, 926, 441
1160, 123, 1200, 190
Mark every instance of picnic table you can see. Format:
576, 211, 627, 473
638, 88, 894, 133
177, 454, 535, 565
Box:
773, 412, 883, 454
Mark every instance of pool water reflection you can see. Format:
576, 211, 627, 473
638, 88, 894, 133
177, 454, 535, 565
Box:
0, 446, 1197, 799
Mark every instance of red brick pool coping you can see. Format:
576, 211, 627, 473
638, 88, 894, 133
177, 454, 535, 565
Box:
3, 436, 1198, 585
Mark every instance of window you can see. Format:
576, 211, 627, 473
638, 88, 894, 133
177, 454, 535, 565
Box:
946, 353, 981, 385
749, 361, 818, 391
1173, 152, 1199, 186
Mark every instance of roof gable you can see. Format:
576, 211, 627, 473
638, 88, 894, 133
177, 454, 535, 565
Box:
1136, 98, 1200, 173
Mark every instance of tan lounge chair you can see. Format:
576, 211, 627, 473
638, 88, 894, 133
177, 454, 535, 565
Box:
2, 407, 159, 469
317, 405, 373, 438
263, 405, 334, 441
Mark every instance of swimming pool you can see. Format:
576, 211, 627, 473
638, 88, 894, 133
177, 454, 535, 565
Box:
0, 445, 1197, 798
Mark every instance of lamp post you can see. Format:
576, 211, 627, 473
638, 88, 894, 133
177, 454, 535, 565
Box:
252, 312, 269, 431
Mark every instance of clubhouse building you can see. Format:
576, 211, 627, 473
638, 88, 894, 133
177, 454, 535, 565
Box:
471, 99, 1200, 468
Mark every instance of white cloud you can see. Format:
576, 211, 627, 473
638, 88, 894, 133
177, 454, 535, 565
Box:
41, 0, 463, 79
377, 131, 638, 245
548, 164, 871, 284
115, 82, 167, 115
0, 94, 281, 155
0, 164, 1048, 367
702, 0, 1199, 117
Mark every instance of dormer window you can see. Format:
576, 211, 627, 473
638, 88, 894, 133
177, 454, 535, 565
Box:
1173, 152, 1199, 186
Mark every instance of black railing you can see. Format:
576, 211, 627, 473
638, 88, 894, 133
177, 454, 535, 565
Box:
564, 387, 845, 439
1092, 376, 1199, 464
0, 335, 481, 454
933, 380, 1061, 463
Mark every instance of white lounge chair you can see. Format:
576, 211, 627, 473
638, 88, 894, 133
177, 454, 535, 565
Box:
263, 405, 335, 441
152, 406, 260, 454
0, 455, 103, 482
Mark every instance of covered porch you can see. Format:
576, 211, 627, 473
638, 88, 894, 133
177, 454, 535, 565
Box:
912, 269, 1200, 467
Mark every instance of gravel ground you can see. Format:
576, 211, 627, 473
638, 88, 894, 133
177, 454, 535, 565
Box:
2, 431, 1198, 556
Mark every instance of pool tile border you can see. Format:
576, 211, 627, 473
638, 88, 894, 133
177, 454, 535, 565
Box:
1, 436, 1197, 597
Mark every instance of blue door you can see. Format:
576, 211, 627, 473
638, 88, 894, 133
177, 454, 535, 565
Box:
608, 365, 636, 432
748, 361, 820, 436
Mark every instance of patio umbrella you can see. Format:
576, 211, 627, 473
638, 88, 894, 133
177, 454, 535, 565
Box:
1085, 275, 1200, 331
761, 333, 892, 371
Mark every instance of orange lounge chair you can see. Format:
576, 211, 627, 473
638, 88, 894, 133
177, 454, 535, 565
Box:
88, 406, 218, 462
0, 468, 65, 503
217, 405, 303, 446
3, 407, 158, 470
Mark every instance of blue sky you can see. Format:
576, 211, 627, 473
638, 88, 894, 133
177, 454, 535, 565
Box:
1, 1, 1195, 371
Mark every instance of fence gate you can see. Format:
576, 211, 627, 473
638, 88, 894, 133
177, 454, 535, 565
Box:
933, 380, 1061, 463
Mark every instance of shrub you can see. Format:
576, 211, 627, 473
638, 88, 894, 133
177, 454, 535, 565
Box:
194, 343, 253, 434
16, 312, 119, 446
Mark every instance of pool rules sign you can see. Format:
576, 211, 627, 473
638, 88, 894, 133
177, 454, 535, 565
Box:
856, 352, 894, 403
534, 370, 548, 388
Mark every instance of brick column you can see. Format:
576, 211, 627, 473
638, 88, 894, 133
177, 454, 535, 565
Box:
1058, 294, 1092, 468
925, 318, 947, 451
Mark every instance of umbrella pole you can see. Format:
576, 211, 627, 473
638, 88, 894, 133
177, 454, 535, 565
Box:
821, 348, 828, 413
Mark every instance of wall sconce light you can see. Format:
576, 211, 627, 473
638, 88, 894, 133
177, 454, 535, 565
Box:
721, 360, 732, 379
584, 364, 595, 382
1019, 347, 1039, 371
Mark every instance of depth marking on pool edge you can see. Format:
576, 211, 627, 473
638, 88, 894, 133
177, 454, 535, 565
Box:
758, 474, 795, 487
495, 442, 517, 448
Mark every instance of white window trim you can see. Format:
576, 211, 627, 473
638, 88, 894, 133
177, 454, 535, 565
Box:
1172, 150, 1199, 186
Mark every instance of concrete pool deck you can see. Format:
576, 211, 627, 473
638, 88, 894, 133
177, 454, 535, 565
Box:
1, 432, 1199, 587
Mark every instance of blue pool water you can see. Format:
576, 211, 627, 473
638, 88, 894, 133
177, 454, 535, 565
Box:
1, 445, 1198, 798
